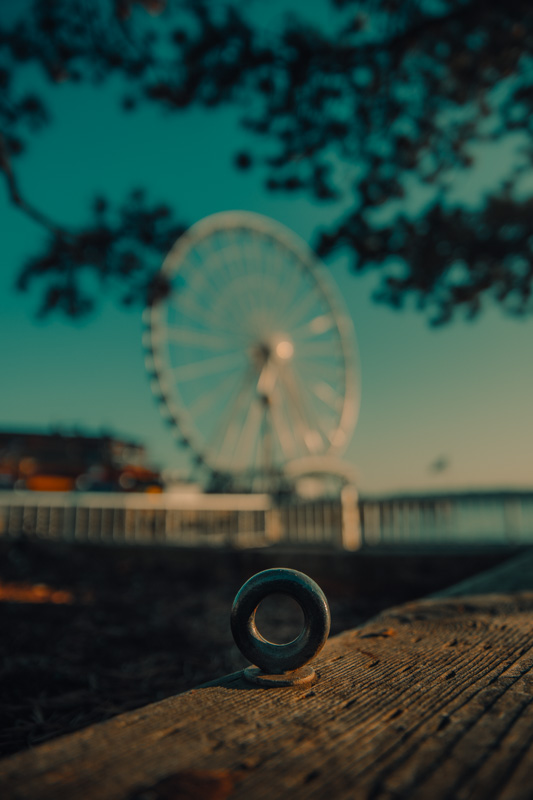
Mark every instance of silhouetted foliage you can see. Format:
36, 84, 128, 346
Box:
1, 0, 533, 322
14, 190, 182, 317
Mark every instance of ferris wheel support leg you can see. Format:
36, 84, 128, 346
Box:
340, 485, 362, 551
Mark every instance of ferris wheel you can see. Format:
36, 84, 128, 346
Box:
143, 211, 359, 489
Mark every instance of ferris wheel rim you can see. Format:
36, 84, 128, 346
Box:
144, 210, 360, 479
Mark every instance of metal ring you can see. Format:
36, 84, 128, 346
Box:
230, 568, 330, 673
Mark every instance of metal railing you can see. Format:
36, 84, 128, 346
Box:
0, 490, 352, 548
359, 490, 533, 546
1, 489, 532, 549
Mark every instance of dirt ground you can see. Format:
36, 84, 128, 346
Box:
0, 537, 515, 758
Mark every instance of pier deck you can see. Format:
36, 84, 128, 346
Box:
2, 550, 533, 799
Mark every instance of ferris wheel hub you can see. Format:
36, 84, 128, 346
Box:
250, 342, 271, 368
249, 335, 294, 372
273, 337, 294, 361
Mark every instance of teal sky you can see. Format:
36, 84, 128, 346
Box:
1, 3, 532, 495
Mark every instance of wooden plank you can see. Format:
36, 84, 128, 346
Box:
1, 552, 533, 800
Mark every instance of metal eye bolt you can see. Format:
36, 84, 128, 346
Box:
231, 568, 330, 687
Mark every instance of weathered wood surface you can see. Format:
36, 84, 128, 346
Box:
2, 550, 533, 800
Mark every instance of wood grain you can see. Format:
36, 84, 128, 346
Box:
2, 552, 533, 800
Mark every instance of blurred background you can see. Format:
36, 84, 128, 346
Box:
1, 0, 532, 498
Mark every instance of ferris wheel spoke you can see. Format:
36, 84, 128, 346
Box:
187, 371, 241, 421
264, 245, 294, 318
296, 340, 342, 358
181, 254, 222, 298
264, 241, 290, 310
210, 237, 253, 292
272, 253, 318, 322
180, 246, 246, 316
202, 239, 268, 327
275, 258, 306, 317
298, 372, 345, 406
282, 288, 323, 331
178, 254, 233, 306
240, 243, 274, 318
175, 291, 251, 339
176, 250, 224, 301
280, 369, 322, 455
163, 326, 240, 351
246, 274, 281, 329
259, 242, 281, 308
233, 396, 264, 468
291, 314, 336, 339
270, 239, 292, 284
172, 352, 244, 383
232, 275, 268, 324
285, 367, 336, 451
295, 364, 344, 395
223, 238, 277, 324
311, 380, 345, 414
204, 253, 258, 331
296, 355, 344, 377
269, 389, 298, 460
292, 372, 333, 439
206, 243, 240, 293
171, 291, 219, 327
210, 372, 257, 466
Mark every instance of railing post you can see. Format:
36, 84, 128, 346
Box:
340, 484, 361, 550
265, 505, 282, 544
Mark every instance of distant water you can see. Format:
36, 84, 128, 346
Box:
361, 493, 533, 545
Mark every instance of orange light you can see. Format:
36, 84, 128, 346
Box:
26, 475, 75, 492
0, 582, 74, 604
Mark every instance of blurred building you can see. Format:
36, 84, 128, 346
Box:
0, 429, 162, 492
